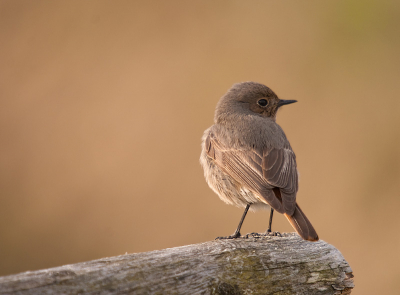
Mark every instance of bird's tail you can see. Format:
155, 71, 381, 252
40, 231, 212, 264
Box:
284, 203, 319, 242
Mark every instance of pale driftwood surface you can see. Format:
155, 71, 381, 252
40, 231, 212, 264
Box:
0, 233, 353, 295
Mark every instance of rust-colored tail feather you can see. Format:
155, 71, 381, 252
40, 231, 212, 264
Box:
284, 203, 319, 242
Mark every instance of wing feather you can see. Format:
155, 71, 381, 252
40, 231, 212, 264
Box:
206, 130, 297, 215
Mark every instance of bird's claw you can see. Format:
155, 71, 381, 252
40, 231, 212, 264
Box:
242, 231, 282, 239
265, 231, 282, 237
215, 232, 241, 240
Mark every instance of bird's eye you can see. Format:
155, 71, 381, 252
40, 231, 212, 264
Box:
257, 99, 268, 107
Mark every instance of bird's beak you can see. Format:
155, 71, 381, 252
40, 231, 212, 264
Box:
277, 99, 297, 108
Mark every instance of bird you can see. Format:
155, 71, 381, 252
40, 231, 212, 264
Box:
200, 82, 319, 242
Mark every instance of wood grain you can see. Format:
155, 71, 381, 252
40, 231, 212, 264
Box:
0, 233, 354, 294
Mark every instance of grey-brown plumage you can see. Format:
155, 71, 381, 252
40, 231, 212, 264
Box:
200, 82, 318, 242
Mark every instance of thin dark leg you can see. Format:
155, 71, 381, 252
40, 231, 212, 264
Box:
233, 204, 250, 237
267, 208, 274, 233
265, 208, 281, 237
216, 204, 250, 239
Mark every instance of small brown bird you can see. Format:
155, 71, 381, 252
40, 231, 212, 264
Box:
200, 82, 318, 241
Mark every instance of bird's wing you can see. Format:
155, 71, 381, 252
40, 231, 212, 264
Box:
205, 130, 297, 215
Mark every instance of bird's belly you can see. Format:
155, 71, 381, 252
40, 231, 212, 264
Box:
200, 149, 269, 212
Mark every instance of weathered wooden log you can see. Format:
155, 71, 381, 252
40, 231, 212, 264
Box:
0, 233, 354, 294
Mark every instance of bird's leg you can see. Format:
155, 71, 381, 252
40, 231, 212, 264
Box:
267, 208, 274, 233
232, 204, 250, 237
216, 204, 250, 240
265, 208, 282, 237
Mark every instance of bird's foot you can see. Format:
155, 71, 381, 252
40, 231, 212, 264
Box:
215, 231, 241, 240
244, 232, 263, 239
265, 230, 282, 237
242, 231, 282, 239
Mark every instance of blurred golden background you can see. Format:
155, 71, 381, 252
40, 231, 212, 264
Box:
1, 1, 399, 294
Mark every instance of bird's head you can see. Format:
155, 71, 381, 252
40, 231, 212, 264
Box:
215, 82, 296, 123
